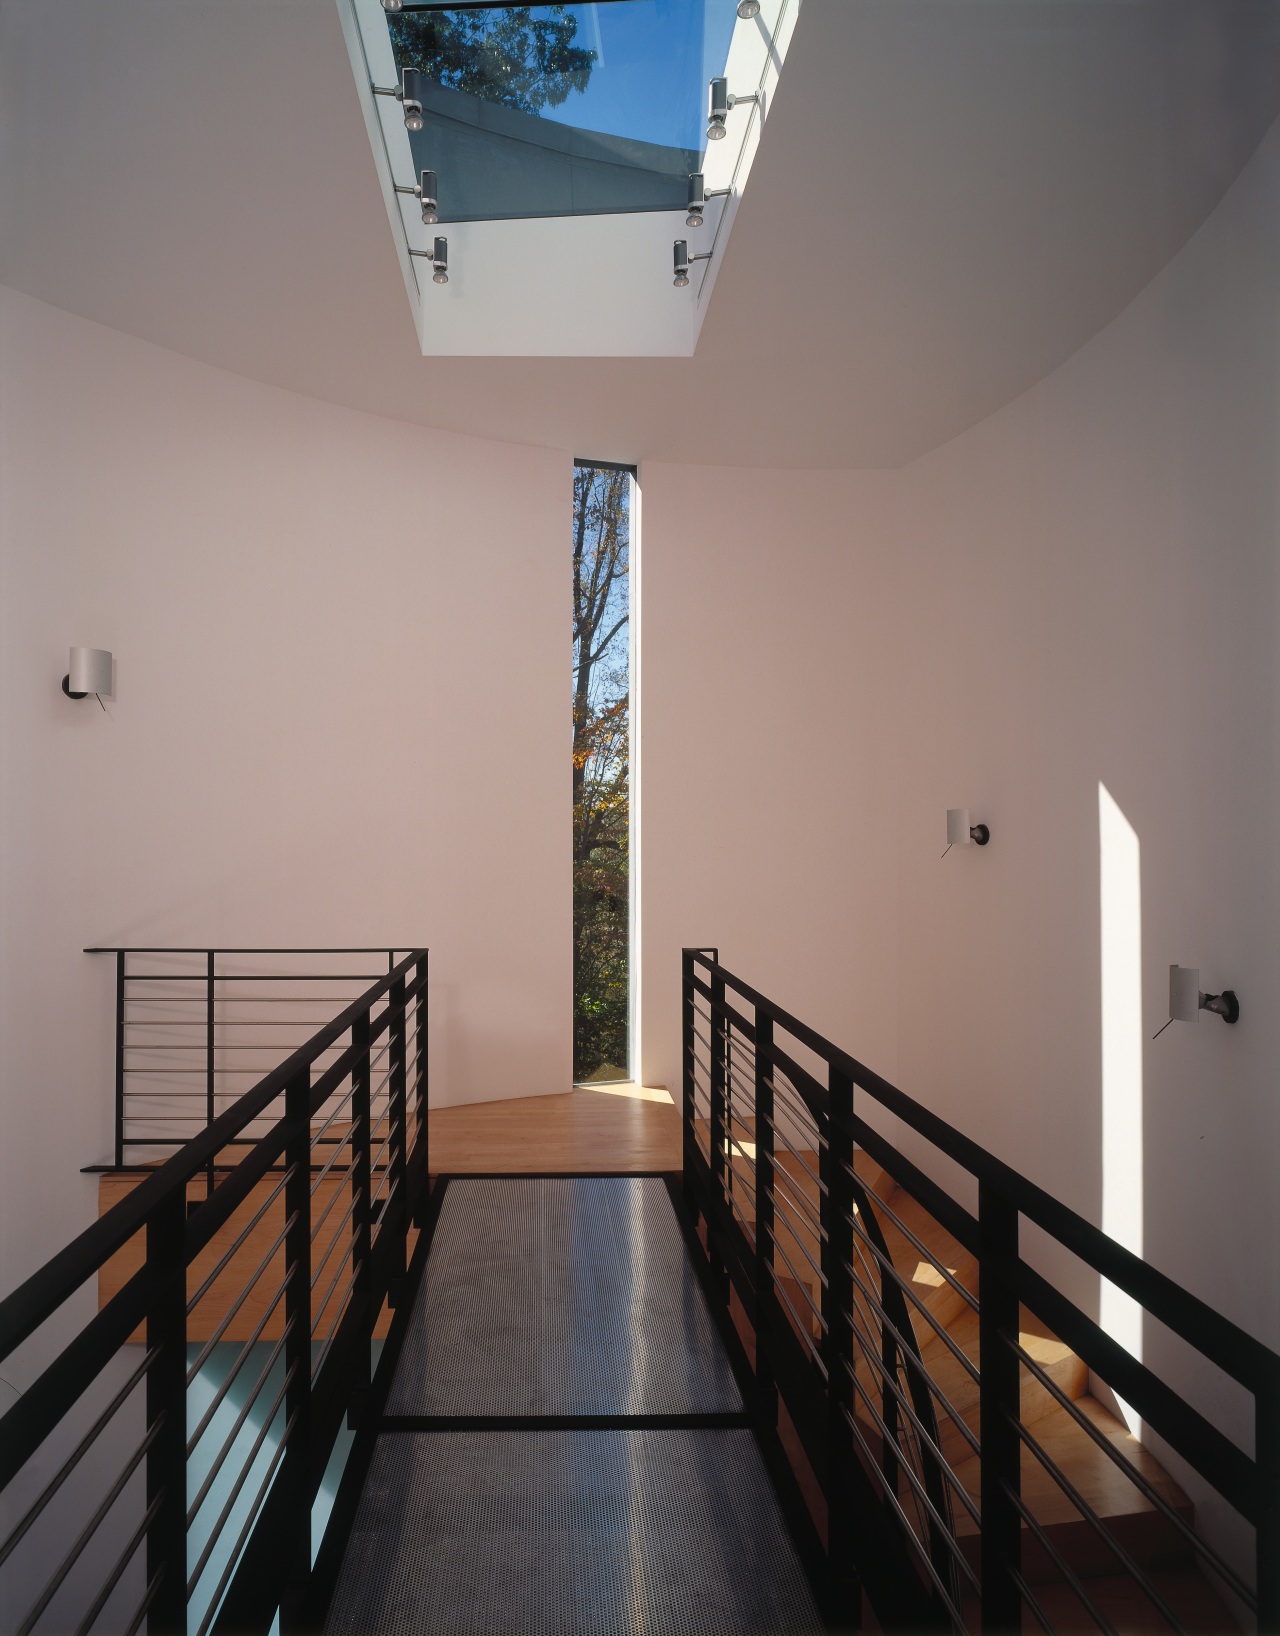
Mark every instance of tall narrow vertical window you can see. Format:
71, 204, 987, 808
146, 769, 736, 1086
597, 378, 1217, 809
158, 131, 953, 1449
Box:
572, 461, 633, 1083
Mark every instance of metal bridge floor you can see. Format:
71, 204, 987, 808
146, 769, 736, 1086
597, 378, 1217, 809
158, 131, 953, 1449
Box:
386, 1176, 743, 1416
324, 1177, 821, 1635
325, 1427, 820, 1635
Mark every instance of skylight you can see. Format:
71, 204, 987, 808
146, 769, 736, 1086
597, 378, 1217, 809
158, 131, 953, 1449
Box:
338, 0, 802, 357
386, 2, 739, 223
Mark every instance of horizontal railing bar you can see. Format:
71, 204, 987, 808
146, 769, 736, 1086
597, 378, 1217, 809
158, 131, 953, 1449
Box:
125, 1044, 346, 1053
766, 1195, 827, 1288
841, 1294, 982, 1509
124, 1568, 164, 1636
770, 1266, 828, 1369
309, 1141, 357, 1210
0, 952, 424, 1357
17, 1414, 162, 1636
1015, 1264, 1259, 1519
187, 1345, 291, 1529
839, 1401, 968, 1629
193, 1412, 296, 1636
87, 947, 411, 954
311, 1191, 359, 1281
0, 1342, 158, 1569
121, 1019, 361, 1027
688, 951, 1275, 1388
186, 1289, 289, 1453
1012, 1416, 1189, 1635
187, 1171, 292, 1317
311, 1260, 364, 1384
759, 1041, 829, 1122
0, 1265, 151, 1491
1002, 1480, 1117, 1636
122, 997, 370, 1005
760, 1105, 828, 1196
852, 1172, 980, 1315
74, 1491, 160, 1636
187, 1368, 294, 1598
120, 974, 386, 983
1009, 1569, 1058, 1636
844, 1251, 982, 1462
851, 1116, 981, 1259
847, 1221, 982, 1394
767, 1218, 827, 1318
1008, 1335, 1257, 1609
839, 1369, 979, 1591
186, 1219, 295, 1385
167, 1121, 286, 1249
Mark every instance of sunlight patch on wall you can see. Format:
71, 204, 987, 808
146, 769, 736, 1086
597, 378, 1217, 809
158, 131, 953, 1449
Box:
1098, 781, 1143, 1433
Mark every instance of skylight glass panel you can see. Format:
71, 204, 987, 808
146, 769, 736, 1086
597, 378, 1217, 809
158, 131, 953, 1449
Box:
385, 1, 740, 222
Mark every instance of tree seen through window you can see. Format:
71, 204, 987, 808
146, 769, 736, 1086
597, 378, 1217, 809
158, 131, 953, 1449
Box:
572, 463, 630, 1083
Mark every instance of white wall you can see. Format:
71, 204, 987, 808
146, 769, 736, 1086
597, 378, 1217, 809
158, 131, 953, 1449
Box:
632, 122, 1279, 1586
0, 285, 571, 1298
637, 461, 903, 1096
888, 118, 1280, 1358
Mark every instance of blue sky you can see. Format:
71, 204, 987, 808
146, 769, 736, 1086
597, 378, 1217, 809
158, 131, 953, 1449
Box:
456, 1, 739, 152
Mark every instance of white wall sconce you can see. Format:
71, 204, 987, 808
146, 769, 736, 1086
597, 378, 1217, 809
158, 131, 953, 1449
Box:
707, 76, 761, 142
673, 239, 712, 287
395, 169, 439, 225
1153, 965, 1239, 1037
737, 0, 762, 17
62, 647, 112, 708
372, 69, 425, 132
685, 173, 732, 229
408, 236, 449, 284
942, 808, 990, 857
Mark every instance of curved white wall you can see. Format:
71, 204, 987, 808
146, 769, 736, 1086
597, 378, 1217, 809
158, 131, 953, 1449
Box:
0, 286, 571, 1297
640, 117, 1280, 1373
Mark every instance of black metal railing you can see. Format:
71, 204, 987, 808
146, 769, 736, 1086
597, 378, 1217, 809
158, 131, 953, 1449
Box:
85, 948, 418, 1171
682, 948, 1280, 1634
0, 948, 429, 1635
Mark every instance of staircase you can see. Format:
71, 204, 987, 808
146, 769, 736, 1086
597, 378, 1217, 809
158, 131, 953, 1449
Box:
715, 1133, 1233, 1630
685, 948, 1272, 1634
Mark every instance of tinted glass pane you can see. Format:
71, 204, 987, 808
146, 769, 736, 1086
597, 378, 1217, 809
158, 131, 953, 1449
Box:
387, 2, 739, 222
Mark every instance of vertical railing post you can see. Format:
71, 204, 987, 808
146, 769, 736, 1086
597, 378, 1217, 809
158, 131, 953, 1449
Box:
681, 950, 697, 1217
145, 1187, 187, 1635
205, 951, 215, 1202
414, 953, 429, 1217
280, 1068, 313, 1632
708, 961, 729, 1301
1256, 1366, 1280, 1633
348, 1011, 373, 1429
753, 1009, 778, 1431
114, 950, 126, 1169
978, 1182, 1022, 1632
387, 973, 408, 1301
825, 1066, 860, 1630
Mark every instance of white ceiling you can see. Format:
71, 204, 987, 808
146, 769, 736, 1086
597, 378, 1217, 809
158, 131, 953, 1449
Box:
2, 0, 1278, 469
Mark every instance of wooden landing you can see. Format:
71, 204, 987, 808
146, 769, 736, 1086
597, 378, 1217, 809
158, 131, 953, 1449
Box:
98, 1085, 679, 1342
426, 1083, 681, 1174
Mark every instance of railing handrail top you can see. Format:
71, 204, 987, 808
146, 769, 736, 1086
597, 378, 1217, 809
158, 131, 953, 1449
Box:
84, 945, 425, 954
685, 947, 1280, 1389
0, 949, 427, 1364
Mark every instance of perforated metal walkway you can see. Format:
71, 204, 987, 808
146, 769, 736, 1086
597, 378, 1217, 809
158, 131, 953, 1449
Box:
324, 1176, 822, 1635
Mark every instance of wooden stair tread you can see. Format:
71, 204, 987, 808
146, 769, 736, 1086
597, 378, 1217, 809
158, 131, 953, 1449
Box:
950, 1392, 1191, 1536
1028, 1567, 1237, 1633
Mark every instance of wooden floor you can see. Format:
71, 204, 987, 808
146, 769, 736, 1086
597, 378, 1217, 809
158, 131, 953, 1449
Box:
426, 1083, 681, 1173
